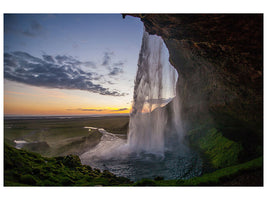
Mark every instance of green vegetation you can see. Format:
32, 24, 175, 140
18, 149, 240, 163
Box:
4, 144, 132, 186
135, 156, 262, 186
4, 116, 129, 157
181, 156, 262, 186
212, 110, 263, 163
5, 144, 262, 186
188, 121, 246, 169
4, 115, 263, 186
4, 116, 131, 186
198, 128, 242, 168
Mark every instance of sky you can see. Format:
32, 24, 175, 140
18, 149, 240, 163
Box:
4, 14, 144, 115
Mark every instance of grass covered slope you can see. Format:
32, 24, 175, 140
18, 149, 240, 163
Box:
187, 120, 261, 170
4, 115, 263, 186
198, 128, 242, 168
4, 144, 132, 186
5, 143, 262, 186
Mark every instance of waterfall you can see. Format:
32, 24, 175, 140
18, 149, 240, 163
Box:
127, 30, 183, 156
81, 30, 202, 181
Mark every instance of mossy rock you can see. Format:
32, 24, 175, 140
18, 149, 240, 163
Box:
198, 128, 243, 168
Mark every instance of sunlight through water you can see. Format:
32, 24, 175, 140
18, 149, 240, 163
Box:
80, 29, 202, 181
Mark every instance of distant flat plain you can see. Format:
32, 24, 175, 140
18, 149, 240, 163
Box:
4, 115, 129, 157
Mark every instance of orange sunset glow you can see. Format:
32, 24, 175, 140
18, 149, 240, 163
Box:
4, 80, 131, 116
4, 14, 143, 116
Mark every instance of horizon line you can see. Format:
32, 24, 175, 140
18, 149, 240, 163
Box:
4, 113, 130, 117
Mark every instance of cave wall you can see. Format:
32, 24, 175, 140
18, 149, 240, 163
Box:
126, 14, 263, 161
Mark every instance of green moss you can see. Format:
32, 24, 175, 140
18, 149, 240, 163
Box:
188, 124, 243, 169
198, 128, 243, 168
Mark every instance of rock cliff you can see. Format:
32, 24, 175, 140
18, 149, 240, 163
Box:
125, 14, 263, 165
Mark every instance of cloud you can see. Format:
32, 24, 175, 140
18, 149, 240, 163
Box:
78, 108, 104, 112
4, 51, 127, 96
102, 51, 113, 66
100, 52, 126, 77
107, 81, 115, 85
108, 67, 124, 76
111, 108, 129, 112
4, 16, 44, 38
84, 61, 96, 68
42, 55, 55, 63
22, 20, 43, 37
113, 62, 124, 67
107, 61, 125, 76
67, 107, 129, 112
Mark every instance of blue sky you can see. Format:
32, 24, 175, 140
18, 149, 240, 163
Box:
5, 14, 143, 61
4, 14, 144, 115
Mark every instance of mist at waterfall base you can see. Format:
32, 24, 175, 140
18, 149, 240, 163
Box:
80, 31, 202, 181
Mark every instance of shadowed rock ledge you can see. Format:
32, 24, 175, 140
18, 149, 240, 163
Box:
125, 14, 263, 165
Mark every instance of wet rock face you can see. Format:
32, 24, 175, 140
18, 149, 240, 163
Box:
127, 14, 263, 154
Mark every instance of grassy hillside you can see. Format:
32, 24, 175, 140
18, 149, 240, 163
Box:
4, 144, 132, 186
5, 144, 262, 186
4, 115, 263, 186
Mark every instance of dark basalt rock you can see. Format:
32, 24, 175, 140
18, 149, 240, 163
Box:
126, 14, 263, 162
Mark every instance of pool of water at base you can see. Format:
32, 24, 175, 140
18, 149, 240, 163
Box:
81, 142, 202, 181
